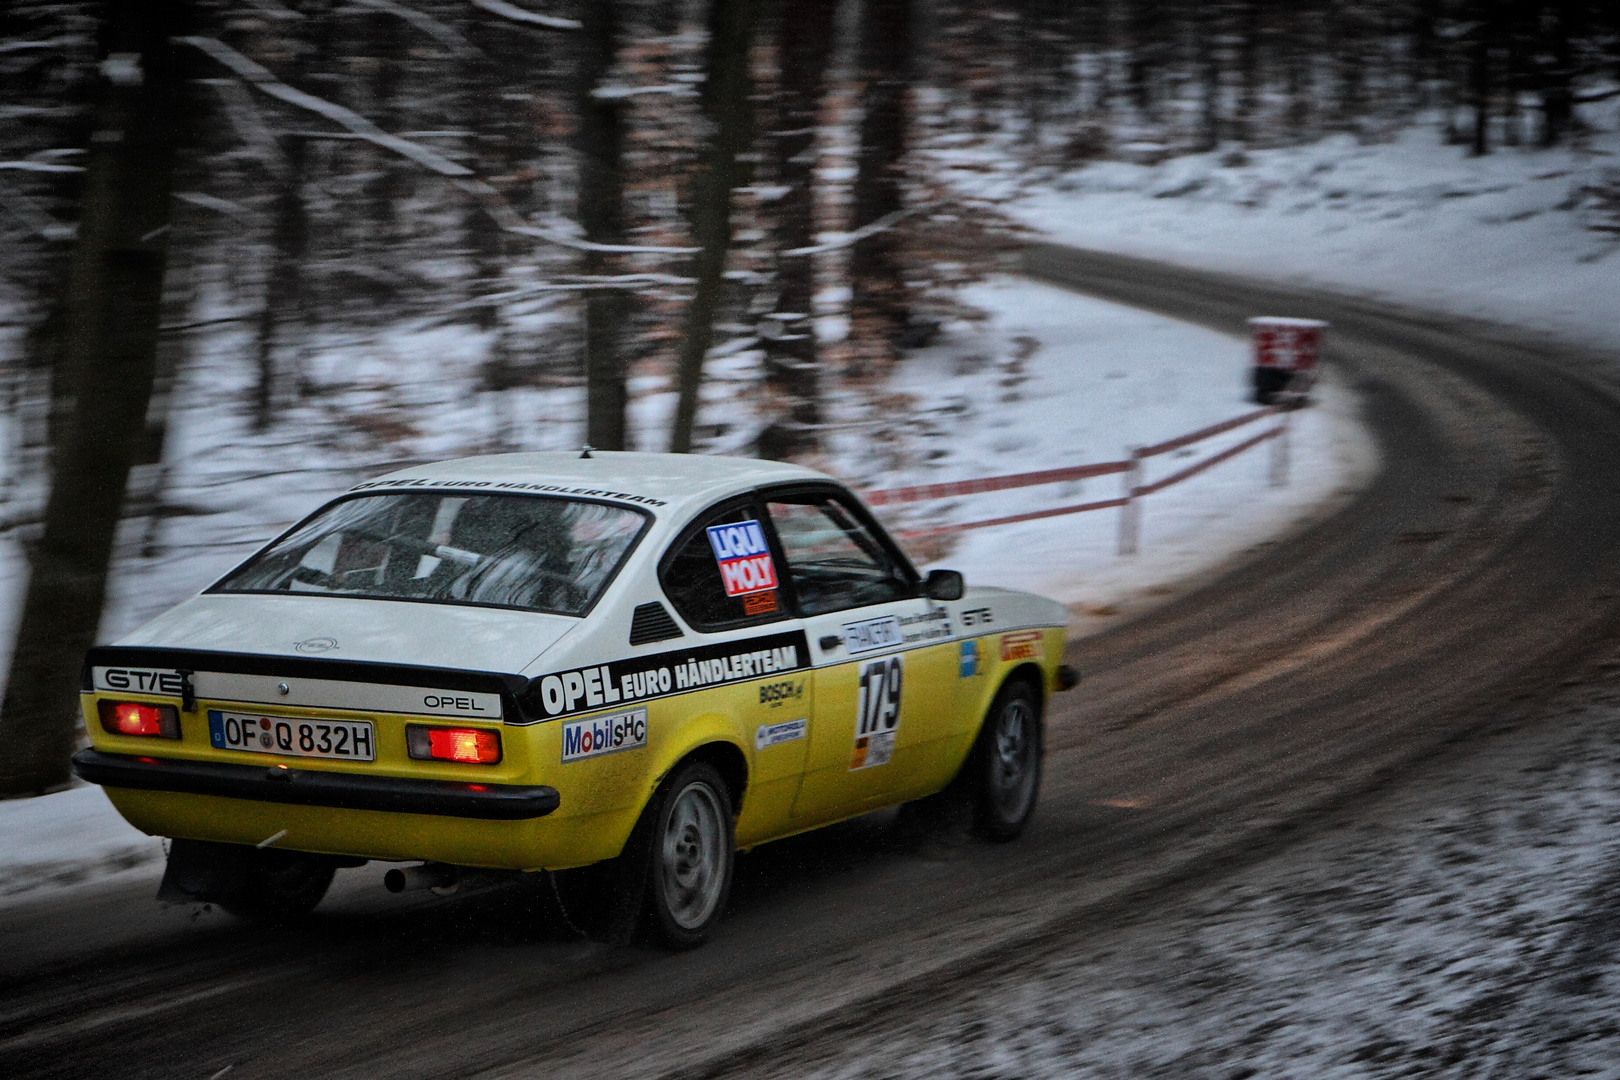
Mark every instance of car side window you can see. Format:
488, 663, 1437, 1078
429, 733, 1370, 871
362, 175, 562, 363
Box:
765, 494, 913, 616
659, 502, 787, 631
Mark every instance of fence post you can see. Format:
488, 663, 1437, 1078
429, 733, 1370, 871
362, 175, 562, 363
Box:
1118, 448, 1143, 556
1269, 409, 1291, 488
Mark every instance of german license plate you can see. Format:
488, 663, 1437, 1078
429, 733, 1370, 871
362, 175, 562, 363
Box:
208, 710, 375, 762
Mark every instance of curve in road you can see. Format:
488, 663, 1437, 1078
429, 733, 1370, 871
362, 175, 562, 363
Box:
5, 247, 1620, 1080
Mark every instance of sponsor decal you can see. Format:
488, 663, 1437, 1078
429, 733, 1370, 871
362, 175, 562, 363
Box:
758, 678, 805, 707
91, 662, 502, 719
520, 630, 810, 722
707, 519, 778, 597
350, 477, 666, 508
843, 615, 904, 655
92, 666, 186, 696
755, 718, 808, 750
1000, 630, 1043, 662
959, 639, 980, 678
850, 654, 903, 770
900, 607, 953, 644
742, 591, 779, 616
561, 708, 648, 762
962, 606, 994, 627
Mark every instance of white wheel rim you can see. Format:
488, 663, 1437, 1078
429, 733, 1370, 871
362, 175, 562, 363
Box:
658, 781, 727, 930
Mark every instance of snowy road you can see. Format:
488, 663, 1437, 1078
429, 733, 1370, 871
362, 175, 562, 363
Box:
7, 249, 1620, 1080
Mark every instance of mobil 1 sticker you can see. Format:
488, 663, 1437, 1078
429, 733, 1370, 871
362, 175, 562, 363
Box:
561, 708, 647, 763
850, 654, 903, 771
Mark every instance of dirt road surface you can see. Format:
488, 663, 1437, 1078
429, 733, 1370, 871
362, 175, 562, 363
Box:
5, 248, 1620, 1080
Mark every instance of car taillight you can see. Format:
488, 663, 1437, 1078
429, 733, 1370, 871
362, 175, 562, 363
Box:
98, 700, 181, 739
406, 725, 501, 764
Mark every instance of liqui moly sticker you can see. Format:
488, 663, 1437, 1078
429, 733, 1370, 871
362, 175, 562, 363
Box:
561, 708, 647, 763
707, 519, 778, 597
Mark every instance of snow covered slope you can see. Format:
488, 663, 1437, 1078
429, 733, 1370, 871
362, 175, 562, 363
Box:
1014, 126, 1620, 353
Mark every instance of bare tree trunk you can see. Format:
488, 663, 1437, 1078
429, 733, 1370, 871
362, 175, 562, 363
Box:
0, 1, 189, 795
256, 133, 307, 429
669, 0, 759, 454
1284, 3, 1313, 139
757, 0, 838, 462
1469, 0, 1494, 155
364, 7, 408, 252
579, 0, 630, 451
1233, 0, 1261, 144
1128, 0, 1165, 124
1539, 0, 1577, 146
1333, 4, 1367, 134
848, 0, 913, 373
1193, 4, 1222, 151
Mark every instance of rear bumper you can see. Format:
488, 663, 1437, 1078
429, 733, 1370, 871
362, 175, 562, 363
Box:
72, 749, 560, 821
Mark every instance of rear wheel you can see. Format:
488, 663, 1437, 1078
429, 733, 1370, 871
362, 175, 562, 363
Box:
160, 839, 335, 922
635, 759, 735, 949
973, 679, 1043, 841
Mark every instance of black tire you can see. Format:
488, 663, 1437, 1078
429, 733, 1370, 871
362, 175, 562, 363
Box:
631, 759, 736, 949
971, 678, 1043, 841
162, 839, 334, 923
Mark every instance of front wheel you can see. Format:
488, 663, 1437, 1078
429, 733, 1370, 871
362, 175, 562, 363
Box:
973, 679, 1043, 841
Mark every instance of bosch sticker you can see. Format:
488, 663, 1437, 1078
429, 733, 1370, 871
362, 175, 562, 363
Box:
707, 519, 778, 597
758, 678, 805, 707
561, 708, 647, 762
850, 654, 903, 770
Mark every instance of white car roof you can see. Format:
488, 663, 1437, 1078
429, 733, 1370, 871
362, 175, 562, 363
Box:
346, 450, 835, 518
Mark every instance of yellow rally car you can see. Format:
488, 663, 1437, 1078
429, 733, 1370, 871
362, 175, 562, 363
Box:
74, 452, 1076, 946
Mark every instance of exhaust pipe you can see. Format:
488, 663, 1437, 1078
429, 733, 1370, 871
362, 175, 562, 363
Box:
384, 862, 460, 895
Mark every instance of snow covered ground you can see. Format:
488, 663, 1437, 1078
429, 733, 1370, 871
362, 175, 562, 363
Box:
0, 278, 1377, 904
884, 276, 1375, 632
724, 664, 1620, 1080
1011, 124, 1620, 354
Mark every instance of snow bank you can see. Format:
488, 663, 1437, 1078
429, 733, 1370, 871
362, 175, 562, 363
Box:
0, 783, 163, 900
1013, 126, 1620, 353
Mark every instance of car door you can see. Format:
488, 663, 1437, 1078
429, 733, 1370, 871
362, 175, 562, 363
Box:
658, 496, 812, 845
761, 488, 959, 826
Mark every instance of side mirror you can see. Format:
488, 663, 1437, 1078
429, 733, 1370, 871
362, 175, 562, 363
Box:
923, 569, 964, 602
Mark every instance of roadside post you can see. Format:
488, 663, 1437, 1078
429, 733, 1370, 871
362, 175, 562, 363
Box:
1269, 408, 1291, 488
1248, 317, 1327, 405
1118, 448, 1143, 556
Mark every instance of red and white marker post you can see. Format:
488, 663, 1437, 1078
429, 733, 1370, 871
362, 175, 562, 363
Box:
1248, 316, 1327, 405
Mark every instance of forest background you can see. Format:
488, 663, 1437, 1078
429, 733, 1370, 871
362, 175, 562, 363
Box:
1, 0, 1617, 794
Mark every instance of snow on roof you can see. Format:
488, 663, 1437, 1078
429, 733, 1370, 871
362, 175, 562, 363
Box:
346, 450, 829, 513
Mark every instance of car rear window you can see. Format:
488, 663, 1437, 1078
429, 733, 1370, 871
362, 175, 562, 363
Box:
212, 493, 649, 617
